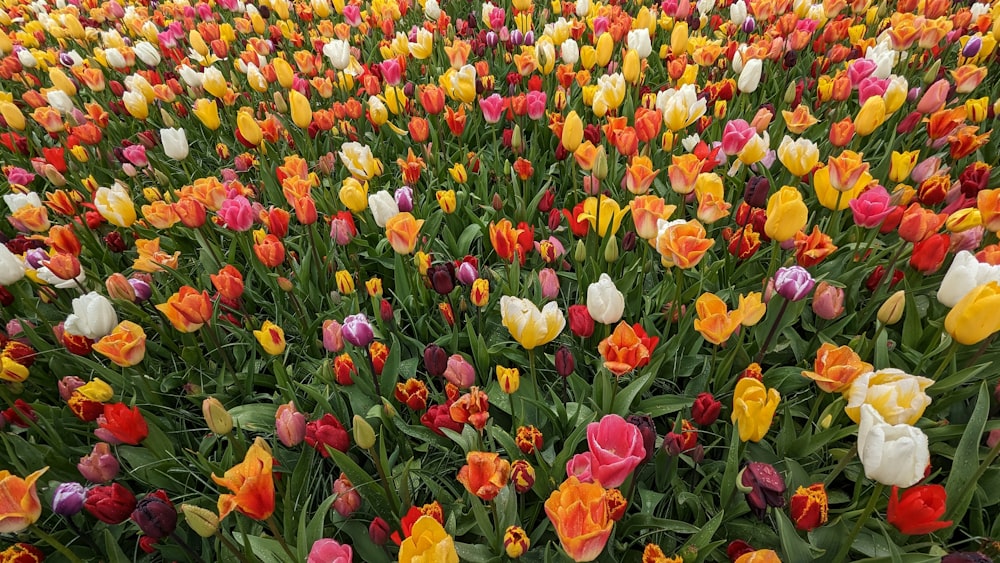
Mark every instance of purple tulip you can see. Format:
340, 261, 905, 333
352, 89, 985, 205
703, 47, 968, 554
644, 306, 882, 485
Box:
341, 314, 374, 347
456, 261, 478, 286
773, 266, 815, 301
962, 36, 981, 58
394, 186, 413, 212
52, 482, 87, 516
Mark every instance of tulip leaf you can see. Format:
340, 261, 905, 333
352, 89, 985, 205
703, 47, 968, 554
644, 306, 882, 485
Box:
228, 403, 280, 433
720, 423, 742, 510
379, 335, 401, 399
326, 447, 395, 520
231, 533, 286, 563
775, 507, 825, 561
943, 381, 990, 538
454, 542, 496, 563
680, 510, 724, 554
392, 252, 410, 299
612, 371, 655, 415
298, 492, 336, 555
100, 529, 131, 563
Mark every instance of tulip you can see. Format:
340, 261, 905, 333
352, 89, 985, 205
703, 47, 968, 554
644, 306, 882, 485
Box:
131, 491, 178, 540
308, 539, 353, 563
855, 95, 886, 136
237, 111, 263, 146
586, 274, 625, 324
52, 482, 87, 516
385, 212, 424, 254
160, 127, 189, 160
545, 477, 613, 562
213, 437, 275, 520
887, 484, 952, 535
0, 467, 47, 533
288, 90, 312, 129
78, 442, 119, 482
944, 281, 1000, 345
0, 245, 26, 285
85, 483, 137, 525
857, 405, 929, 488
738, 462, 785, 518
937, 251, 1000, 308
790, 483, 828, 531
64, 292, 118, 340
499, 297, 565, 350
457, 452, 511, 501
92, 320, 147, 367
94, 183, 137, 227
731, 378, 780, 442
332, 473, 361, 517
738, 58, 762, 93
504, 525, 530, 559
764, 186, 808, 242
773, 266, 815, 301
777, 136, 819, 177
562, 111, 584, 151
811, 282, 845, 320
399, 516, 458, 563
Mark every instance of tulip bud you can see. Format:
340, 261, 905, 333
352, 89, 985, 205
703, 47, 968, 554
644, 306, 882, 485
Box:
877, 290, 906, 325
275, 401, 307, 447
504, 525, 530, 558
180, 505, 219, 538
511, 124, 524, 154
202, 397, 233, 435
332, 473, 361, 518
574, 239, 587, 262
604, 234, 620, 263
423, 344, 448, 376
555, 346, 576, 376
691, 392, 722, 426
369, 517, 390, 545
592, 145, 608, 180
131, 491, 178, 540
352, 414, 376, 449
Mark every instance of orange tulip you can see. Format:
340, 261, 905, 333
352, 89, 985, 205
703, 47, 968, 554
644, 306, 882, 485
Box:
978, 189, 1000, 232
801, 343, 872, 393
449, 387, 490, 431
693, 293, 743, 345
385, 212, 425, 254
133, 238, 180, 273
545, 477, 613, 562
598, 322, 652, 376
629, 196, 676, 240
624, 156, 659, 195
655, 219, 714, 269
155, 286, 213, 333
0, 467, 47, 533
92, 321, 147, 367
212, 437, 275, 521
456, 452, 511, 501
667, 153, 703, 195
253, 232, 286, 267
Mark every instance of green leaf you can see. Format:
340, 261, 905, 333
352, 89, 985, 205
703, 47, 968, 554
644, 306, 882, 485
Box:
232, 533, 287, 563
612, 371, 655, 415
380, 335, 402, 399
228, 403, 280, 432
326, 448, 395, 519
776, 507, 824, 561
681, 511, 724, 554
298, 493, 336, 555
943, 381, 990, 537
101, 529, 132, 563
720, 423, 743, 510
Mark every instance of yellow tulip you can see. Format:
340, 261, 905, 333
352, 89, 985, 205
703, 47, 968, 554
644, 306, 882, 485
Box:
580, 45, 597, 69
237, 110, 263, 146
595, 33, 613, 67
288, 90, 312, 129
578, 196, 629, 238
855, 95, 886, 136
253, 321, 286, 356
49, 67, 77, 96
0, 101, 25, 130
399, 517, 458, 563
731, 377, 781, 442
776, 135, 819, 177
671, 21, 688, 55
122, 91, 148, 120
272, 57, 294, 88
562, 110, 583, 152
888, 150, 919, 183
499, 296, 565, 350
339, 178, 369, 213
623, 49, 641, 84
764, 186, 808, 242
192, 98, 221, 130
944, 281, 1000, 345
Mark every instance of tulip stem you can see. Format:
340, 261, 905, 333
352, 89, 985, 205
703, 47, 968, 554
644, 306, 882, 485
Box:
29, 524, 84, 563
265, 516, 298, 562
963, 334, 996, 369
170, 531, 207, 563
823, 445, 857, 487
755, 297, 789, 365
528, 348, 539, 403
366, 446, 400, 514
832, 482, 884, 563
930, 340, 959, 380
217, 530, 255, 563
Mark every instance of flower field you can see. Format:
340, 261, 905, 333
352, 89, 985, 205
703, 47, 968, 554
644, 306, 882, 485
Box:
1, 0, 1000, 559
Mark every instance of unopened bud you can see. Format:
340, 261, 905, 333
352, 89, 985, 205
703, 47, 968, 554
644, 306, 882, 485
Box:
201, 397, 233, 435
352, 414, 376, 449
180, 504, 219, 538
592, 145, 608, 180
511, 124, 523, 153
277, 277, 294, 292
922, 59, 941, 85
877, 290, 906, 325
604, 234, 619, 263
574, 239, 587, 262
272, 91, 288, 113
492, 193, 503, 211
783, 81, 798, 105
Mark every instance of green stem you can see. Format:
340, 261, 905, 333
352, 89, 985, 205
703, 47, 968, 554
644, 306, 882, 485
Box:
366, 446, 400, 514
755, 297, 790, 365
823, 445, 857, 487
265, 516, 298, 562
832, 482, 884, 563
930, 340, 959, 380
528, 348, 539, 403
170, 532, 207, 563
29, 524, 85, 563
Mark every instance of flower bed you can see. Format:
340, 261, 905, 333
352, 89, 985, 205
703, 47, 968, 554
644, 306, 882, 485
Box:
1, 0, 1000, 560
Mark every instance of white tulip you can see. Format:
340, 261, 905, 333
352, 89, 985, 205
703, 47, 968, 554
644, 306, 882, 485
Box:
937, 251, 1000, 307
64, 292, 119, 339
586, 273, 625, 324
626, 29, 651, 59
323, 39, 350, 70
133, 41, 161, 66
738, 58, 762, 93
857, 405, 929, 488
368, 191, 399, 228
0, 245, 26, 285
160, 127, 189, 160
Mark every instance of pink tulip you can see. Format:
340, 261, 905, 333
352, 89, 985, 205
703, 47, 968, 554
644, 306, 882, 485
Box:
479, 94, 506, 124
539, 268, 560, 300
380, 60, 402, 85
526, 91, 547, 120
849, 185, 894, 228
216, 196, 255, 231
721, 119, 754, 156
443, 354, 475, 388
276, 402, 307, 447
565, 452, 595, 482
916, 79, 949, 114
308, 539, 353, 563
847, 58, 877, 86
586, 414, 646, 487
